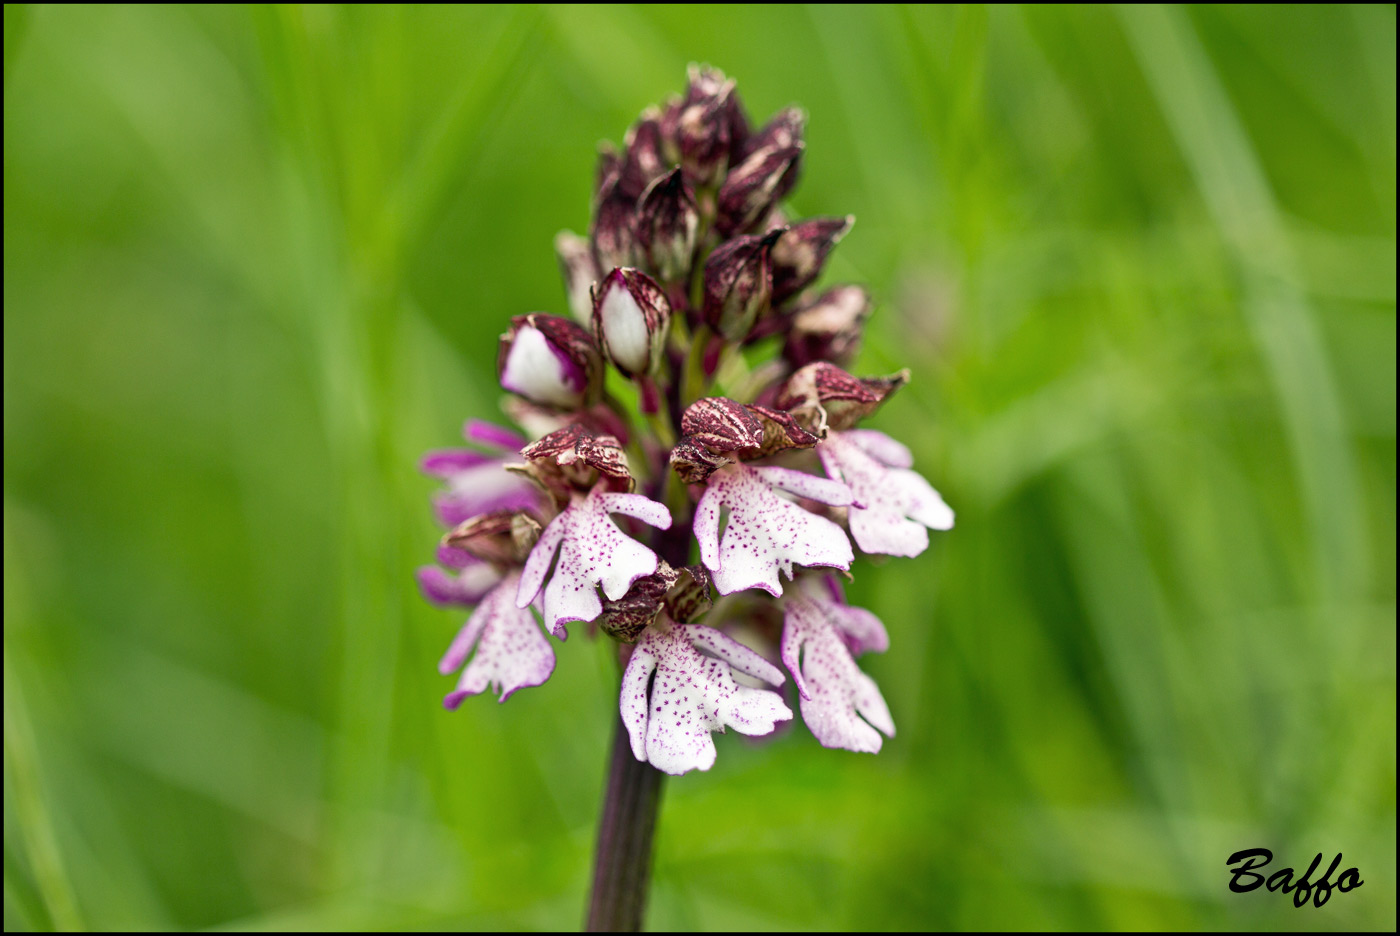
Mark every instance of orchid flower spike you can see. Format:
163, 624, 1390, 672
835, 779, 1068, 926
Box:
414, 66, 952, 778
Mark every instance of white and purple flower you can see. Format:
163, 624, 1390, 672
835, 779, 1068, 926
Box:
621, 620, 792, 775
781, 577, 894, 753
818, 429, 954, 558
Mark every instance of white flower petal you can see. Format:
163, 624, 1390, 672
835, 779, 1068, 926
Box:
622, 622, 792, 775
518, 487, 668, 635
842, 428, 913, 468
441, 572, 555, 706
819, 432, 954, 558
697, 464, 854, 597
800, 577, 890, 656
751, 465, 854, 506
781, 591, 894, 753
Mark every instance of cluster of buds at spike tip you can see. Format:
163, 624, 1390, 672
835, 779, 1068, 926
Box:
417, 66, 954, 776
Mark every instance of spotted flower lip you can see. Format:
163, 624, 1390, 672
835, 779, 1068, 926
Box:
440, 569, 557, 707
781, 580, 894, 753
818, 429, 954, 558
694, 462, 854, 597
621, 620, 792, 775
515, 486, 673, 637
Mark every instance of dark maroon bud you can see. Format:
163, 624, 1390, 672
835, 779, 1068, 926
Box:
675, 64, 737, 186
498, 314, 602, 410
770, 215, 854, 301
702, 229, 784, 341
618, 110, 668, 199
783, 284, 871, 368
554, 230, 599, 323
590, 174, 642, 273
636, 168, 699, 282
591, 267, 671, 378
716, 143, 804, 236
774, 362, 908, 433
517, 424, 634, 502
593, 143, 622, 205
740, 106, 805, 160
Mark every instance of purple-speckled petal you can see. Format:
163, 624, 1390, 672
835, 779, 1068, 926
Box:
416, 562, 502, 608
464, 420, 527, 453
818, 431, 954, 558
694, 464, 853, 597
803, 576, 888, 656
781, 590, 894, 753
621, 622, 792, 775
515, 487, 670, 636
440, 571, 555, 706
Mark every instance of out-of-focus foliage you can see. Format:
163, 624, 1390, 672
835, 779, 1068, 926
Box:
4, 4, 1394, 931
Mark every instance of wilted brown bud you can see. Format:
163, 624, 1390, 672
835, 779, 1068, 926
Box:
716, 143, 804, 236
555, 230, 599, 323
636, 168, 699, 281
770, 215, 853, 302
670, 396, 818, 483
774, 362, 908, 433
702, 229, 784, 341
498, 314, 602, 410
444, 509, 542, 566
783, 284, 871, 368
591, 267, 671, 378
514, 423, 633, 503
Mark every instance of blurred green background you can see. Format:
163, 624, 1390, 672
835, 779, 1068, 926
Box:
4, 4, 1395, 931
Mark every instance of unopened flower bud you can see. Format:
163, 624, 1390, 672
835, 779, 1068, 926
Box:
592, 189, 642, 273
637, 168, 699, 282
498, 314, 602, 410
618, 111, 668, 198
555, 231, 598, 323
775, 362, 908, 433
592, 268, 671, 378
673, 64, 739, 186
783, 284, 871, 368
702, 229, 783, 341
770, 216, 853, 302
716, 143, 803, 236
740, 106, 805, 160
